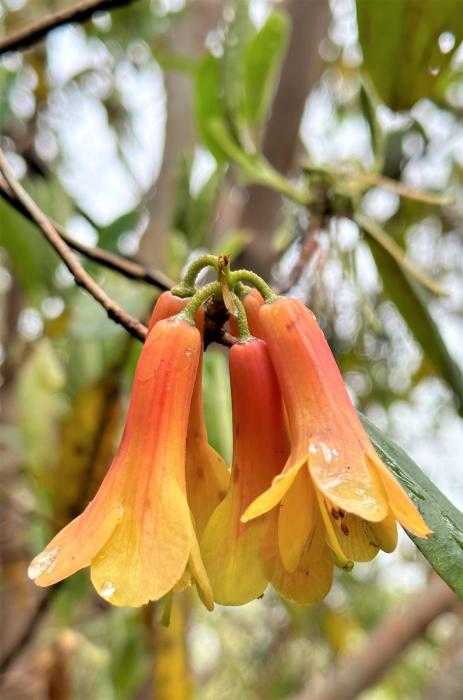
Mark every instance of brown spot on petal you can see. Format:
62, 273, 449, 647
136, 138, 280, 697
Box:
331, 508, 340, 520
341, 523, 350, 536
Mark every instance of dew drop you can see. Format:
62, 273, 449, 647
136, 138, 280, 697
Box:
320, 442, 333, 464
309, 443, 318, 455
100, 581, 116, 598
27, 547, 60, 580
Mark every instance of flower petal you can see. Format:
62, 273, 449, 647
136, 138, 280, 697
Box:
200, 492, 267, 605
370, 511, 398, 553
188, 518, 214, 611
368, 455, 431, 538
278, 467, 316, 572
326, 509, 380, 562
241, 455, 307, 522
28, 458, 126, 586
308, 440, 388, 522
90, 479, 192, 607
262, 509, 333, 605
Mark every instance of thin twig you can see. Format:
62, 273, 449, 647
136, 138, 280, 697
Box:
0, 148, 148, 341
0, 0, 137, 55
0, 178, 173, 290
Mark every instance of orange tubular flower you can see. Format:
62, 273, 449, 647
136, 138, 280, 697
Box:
242, 297, 430, 572
28, 316, 214, 608
149, 292, 229, 537
201, 337, 290, 605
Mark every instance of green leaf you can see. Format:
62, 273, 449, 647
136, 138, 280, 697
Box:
359, 77, 385, 172
366, 232, 463, 417
361, 414, 463, 599
97, 209, 141, 253
203, 349, 232, 464
222, 0, 254, 148
356, 0, 463, 110
244, 12, 290, 141
357, 213, 447, 296
0, 176, 73, 296
195, 53, 240, 163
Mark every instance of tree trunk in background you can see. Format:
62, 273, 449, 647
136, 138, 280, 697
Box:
292, 577, 458, 700
139, 0, 225, 269
236, 0, 330, 280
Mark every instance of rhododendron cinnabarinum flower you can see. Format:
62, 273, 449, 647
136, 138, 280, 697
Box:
242, 297, 430, 570
200, 337, 290, 604
28, 316, 213, 608
149, 291, 229, 537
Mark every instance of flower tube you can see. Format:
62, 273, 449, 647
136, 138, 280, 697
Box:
28, 317, 212, 608
149, 291, 229, 537
243, 297, 430, 571
201, 337, 290, 604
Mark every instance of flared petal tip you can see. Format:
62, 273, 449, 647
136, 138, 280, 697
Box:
28, 547, 61, 585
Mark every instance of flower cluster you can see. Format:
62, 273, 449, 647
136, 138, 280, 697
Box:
28, 258, 430, 609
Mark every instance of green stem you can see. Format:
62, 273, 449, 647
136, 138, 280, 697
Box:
171, 255, 219, 296
231, 293, 251, 342
229, 270, 277, 303
178, 281, 221, 323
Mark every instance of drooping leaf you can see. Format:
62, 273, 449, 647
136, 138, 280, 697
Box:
357, 213, 447, 296
195, 53, 239, 163
359, 77, 385, 172
244, 12, 290, 142
97, 209, 141, 254
356, 0, 463, 110
366, 232, 463, 416
222, 0, 254, 149
361, 414, 463, 599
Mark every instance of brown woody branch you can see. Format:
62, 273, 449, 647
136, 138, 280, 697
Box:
0, 0, 137, 55
0, 179, 173, 290
291, 576, 458, 700
0, 148, 148, 341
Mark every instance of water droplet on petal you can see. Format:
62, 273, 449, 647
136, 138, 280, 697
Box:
309, 443, 318, 455
100, 581, 116, 598
27, 547, 60, 580
320, 442, 333, 464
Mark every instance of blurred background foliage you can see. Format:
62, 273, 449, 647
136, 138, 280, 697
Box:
1, 0, 463, 698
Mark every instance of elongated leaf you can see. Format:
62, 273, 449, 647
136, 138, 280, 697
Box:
244, 12, 290, 141
359, 78, 385, 173
222, 0, 254, 148
357, 213, 447, 297
361, 414, 463, 599
356, 0, 463, 110
366, 233, 463, 417
195, 54, 240, 163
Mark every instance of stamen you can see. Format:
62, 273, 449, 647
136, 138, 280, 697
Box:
315, 488, 353, 571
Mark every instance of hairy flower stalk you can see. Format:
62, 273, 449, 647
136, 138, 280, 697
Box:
242, 297, 431, 571
28, 315, 213, 608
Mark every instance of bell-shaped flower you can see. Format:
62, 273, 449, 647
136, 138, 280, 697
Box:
242, 297, 430, 571
201, 337, 290, 604
149, 292, 229, 537
28, 316, 213, 608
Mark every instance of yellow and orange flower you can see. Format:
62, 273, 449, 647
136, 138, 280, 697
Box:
200, 336, 290, 604
28, 315, 213, 608
242, 296, 430, 572
149, 292, 229, 537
